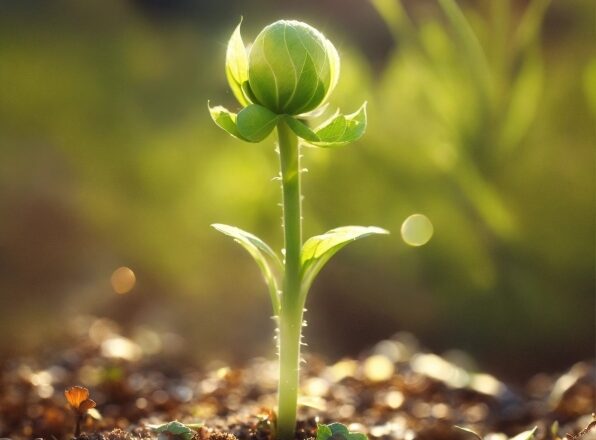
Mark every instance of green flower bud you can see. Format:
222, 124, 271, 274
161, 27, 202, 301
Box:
212, 19, 365, 146
247, 20, 340, 115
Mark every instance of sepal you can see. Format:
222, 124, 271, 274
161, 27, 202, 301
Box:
208, 102, 250, 141
311, 102, 367, 147
284, 116, 319, 142
285, 102, 368, 147
237, 104, 280, 142
225, 18, 250, 106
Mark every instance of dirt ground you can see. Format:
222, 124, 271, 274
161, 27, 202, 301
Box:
0, 317, 593, 440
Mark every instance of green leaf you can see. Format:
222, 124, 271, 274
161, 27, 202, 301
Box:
285, 116, 320, 142
499, 46, 542, 155
301, 226, 388, 295
212, 223, 280, 264
310, 103, 368, 147
226, 18, 250, 106
285, 104, 368, 146
236, 104, 280, 142
316, 424, 333, 440
370, 0, 414, 41
436, 0, 491, 102
212, 223, 282, 314
147, 421, 197, 440
328, 423, 350, 436
514, 0, 551, 54
509, 427, 537, 440
208, 103, 249, 141
316, 423, 368, 440
454, 425, 483, 440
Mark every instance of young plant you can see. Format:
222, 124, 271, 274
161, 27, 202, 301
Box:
65, 386, 96, 438
209, 19, 388, 440
148, 421, 203, 440
316, 423, 368, 440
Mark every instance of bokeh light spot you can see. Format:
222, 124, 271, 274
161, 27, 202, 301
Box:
363, 354, 394, 382
111, 266, 136, 294
401, 214, 433, 246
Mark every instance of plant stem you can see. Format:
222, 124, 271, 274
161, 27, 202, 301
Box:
276, 118, 303, 440
75, 414, 82, 438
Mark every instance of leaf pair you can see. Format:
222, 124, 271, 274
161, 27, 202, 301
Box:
208, 103, 367, 147
212, 224, 387, 312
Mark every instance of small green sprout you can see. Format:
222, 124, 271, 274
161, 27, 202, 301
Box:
148, 421, 202, 440
209, 18, 387, 440
316, 423, 368, 440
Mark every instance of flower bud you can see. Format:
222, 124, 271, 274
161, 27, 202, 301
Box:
247, 20, 340, 115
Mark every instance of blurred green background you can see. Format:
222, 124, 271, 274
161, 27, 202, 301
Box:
0, 0, 594, 382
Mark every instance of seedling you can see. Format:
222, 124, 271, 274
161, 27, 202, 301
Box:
316, 423, 367, 440
209, 19, 388, 440
148, 421, 203, 440
64, 386, 96, 438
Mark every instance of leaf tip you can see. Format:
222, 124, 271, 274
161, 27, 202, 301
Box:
207, 100, 221, 113
356, 101, 368, 117
231, 16, 244, 36
211, 223, 228, 233
454, 425, 483, 440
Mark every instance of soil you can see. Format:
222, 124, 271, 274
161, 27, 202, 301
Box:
0, 318, 593, 440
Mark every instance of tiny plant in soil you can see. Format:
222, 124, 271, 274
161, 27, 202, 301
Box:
316, 423, 367, 440
209, 19, 387, 440
65, 386, 96, 438
148, 421, 203, 440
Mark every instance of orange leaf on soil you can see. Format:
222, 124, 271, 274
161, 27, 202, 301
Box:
65, 386, 90, 410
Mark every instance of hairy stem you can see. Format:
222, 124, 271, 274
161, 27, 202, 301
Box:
276, 118, 303, 440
